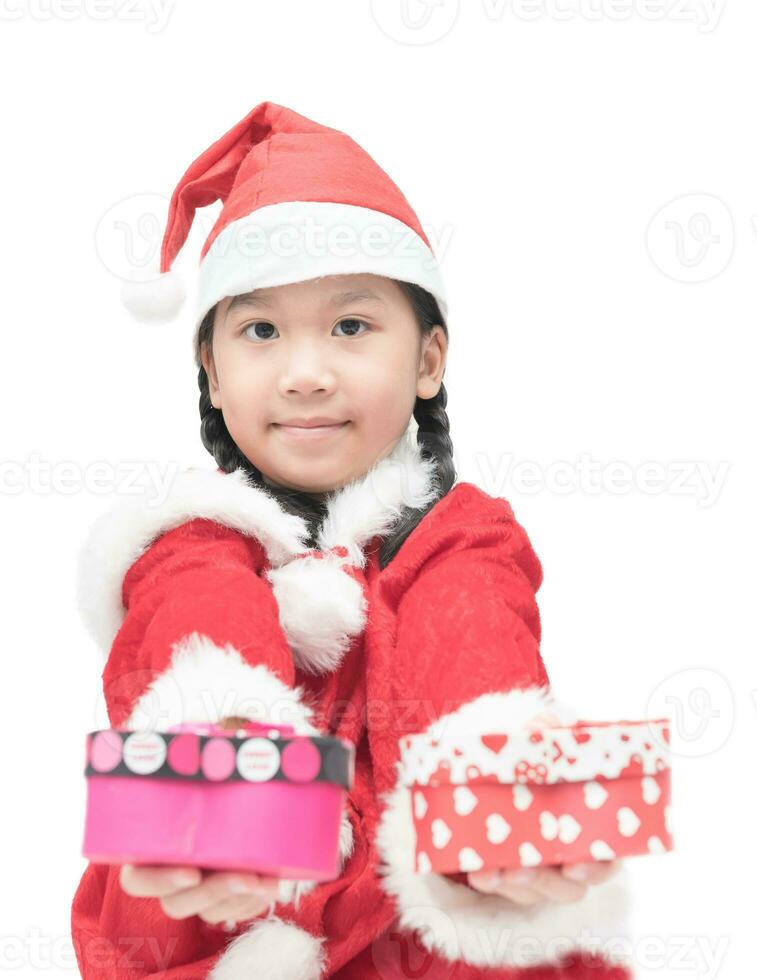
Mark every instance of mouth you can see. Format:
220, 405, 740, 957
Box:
272, 421, 350, 440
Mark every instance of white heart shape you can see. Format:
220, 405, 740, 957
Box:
617, 806, 641, 837
641, 776, 661, 806
664, 805, 673, 834
417, 850, 432, 873
413, 791, 428, 820
453, 785, 478, 816
512, 784, 533, 811
647, 835, 666, 854
557, 814, 582, 844
431, 818, 452, 849
583, 780, 609, 810
539, 810, 558, 841
486, 813, 511, 844
519, 842, 543, 867
458, 846, 484, 872
589, 839, 616, 860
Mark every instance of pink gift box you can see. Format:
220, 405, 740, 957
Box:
82, 720, 355, 880
400, 716, 673, 875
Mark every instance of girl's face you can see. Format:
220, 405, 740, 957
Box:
201, 273, 447, 495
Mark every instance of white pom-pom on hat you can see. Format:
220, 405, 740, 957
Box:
120, 264, 186, 323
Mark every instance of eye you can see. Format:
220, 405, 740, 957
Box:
243, 321, 278, 342
333, 318, 370, 338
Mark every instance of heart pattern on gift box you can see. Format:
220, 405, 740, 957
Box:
413, 791, 428, 820
617, 806, 641, 837
512, 784, 533, 811
519, 842, 543, 866
486, 813, 511, 844
453, 786, 479, 816
459, 846, 484, 871
405, 718, 673, 874
642, 776, 661, 805
583, 780, 609, 810
431, 818, 453, 849
590, 839, 616, 860
540, 810, 582, 844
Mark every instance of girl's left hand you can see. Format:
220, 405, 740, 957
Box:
466, 705, 621, 903
466, 859, 621, 904
120, 863, 281, 927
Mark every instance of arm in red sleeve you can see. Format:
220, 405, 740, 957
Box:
373, 490, 634, 976
71, 472, 355, 979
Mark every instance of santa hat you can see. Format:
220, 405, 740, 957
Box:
121, 100, 448, 328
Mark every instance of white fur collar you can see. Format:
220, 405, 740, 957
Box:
77, 421, 440, 671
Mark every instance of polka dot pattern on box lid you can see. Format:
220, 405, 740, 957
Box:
83, 726, 354, 789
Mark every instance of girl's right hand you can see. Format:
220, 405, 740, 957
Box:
120, 718, 282, 925
119, 863, 280, 926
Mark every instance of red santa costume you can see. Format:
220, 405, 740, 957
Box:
71, 101, 634, 979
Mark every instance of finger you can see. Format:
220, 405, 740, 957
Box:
197, 891, 277, 925
562, 859, 620, 886
525, 712, 562, 731
467, 870, 544, 905
526, 867, 589, 903
160, 871, 273, 920
120, 864, 203, 898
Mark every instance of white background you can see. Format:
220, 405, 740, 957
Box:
1, 1, 752, 977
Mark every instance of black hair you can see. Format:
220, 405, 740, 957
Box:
193, 279, 456, 569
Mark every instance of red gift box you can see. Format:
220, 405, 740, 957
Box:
399, 716, 673, 874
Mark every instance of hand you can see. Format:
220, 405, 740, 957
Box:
466, 859, 622, 904
119, 864, 281, 926
467, 705, 621, 903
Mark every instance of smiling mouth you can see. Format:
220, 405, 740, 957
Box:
273, 421, 350, 438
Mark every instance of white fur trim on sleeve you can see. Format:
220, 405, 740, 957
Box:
374, 686, 634, 971
76, 422, 439, 671
123, 631, 320, 735
76, 466, 308, 654
208, 917, 326, 980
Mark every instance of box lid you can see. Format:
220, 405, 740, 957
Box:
399, 717, 671, 788
84, 720, 355, 789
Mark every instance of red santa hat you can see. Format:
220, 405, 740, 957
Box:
121, 100, 448, 327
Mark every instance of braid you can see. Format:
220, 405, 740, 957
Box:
414, 381, 455, 501
375, 383, 456, 569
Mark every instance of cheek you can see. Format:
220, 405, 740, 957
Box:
218, 359, 269, 413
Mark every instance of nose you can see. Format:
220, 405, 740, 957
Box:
277, 343, 338, 397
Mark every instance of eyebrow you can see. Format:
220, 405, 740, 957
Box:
226, 288, 386, 315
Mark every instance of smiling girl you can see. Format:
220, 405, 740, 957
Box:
71, 101, 632, 980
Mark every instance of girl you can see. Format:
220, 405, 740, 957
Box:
71, 101, 632, 979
